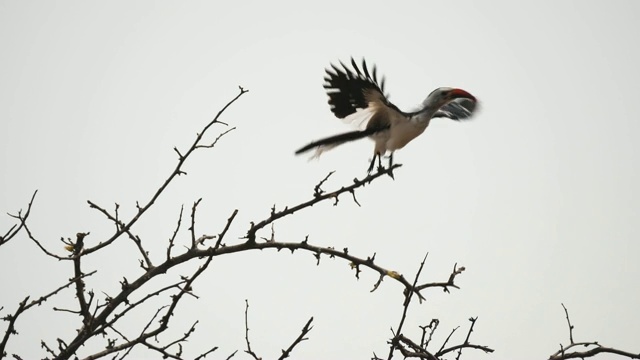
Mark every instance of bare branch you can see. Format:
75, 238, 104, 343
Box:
313, 171, 335, 197
167, 205, 184, 260
421, 319, 439, 349
194, 127, 236, 149
189, 198, 203, 249
549, 304, 639, 360
0, 86, 506, 360
437, 326, 459, 355
245, 164, 401, 243
278, 317, 313, 360
0, 271, 95, 356
244, 300, 261, 360
1, 190, 37, 247
82, 87, 248, 256
214, 209, 238, 249
71, 232, 91, 322
549, 345, 640, 360
562, 303, 574, 344
387, 253, 429, 360
96, 281, 188, 335
415, 263, 465, 293
193, 345, 219, 360
393, 317, 494, 360
436, 317, 493, 359
82, 203, 154, 269
23, 222, 68, 260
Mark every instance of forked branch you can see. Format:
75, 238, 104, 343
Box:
549, 304, 639, 360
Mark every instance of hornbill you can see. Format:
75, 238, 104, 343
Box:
295, 58, 478, 173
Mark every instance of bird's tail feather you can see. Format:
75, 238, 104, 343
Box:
295, 128, 380, 158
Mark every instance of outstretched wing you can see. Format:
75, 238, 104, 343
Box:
432, 97, 477, 121
323, 58, 403, 128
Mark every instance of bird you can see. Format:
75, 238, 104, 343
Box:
295, 58, 478, 173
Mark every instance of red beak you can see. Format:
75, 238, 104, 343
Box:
449, 88, 476, 102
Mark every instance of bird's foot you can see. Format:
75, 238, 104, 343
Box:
385, 153, 395, 180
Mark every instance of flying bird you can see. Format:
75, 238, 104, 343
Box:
295, 58, 478, 173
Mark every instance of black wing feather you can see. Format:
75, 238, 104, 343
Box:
323, 57, 395, 119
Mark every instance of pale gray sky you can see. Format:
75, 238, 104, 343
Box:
1, 1, 639, 359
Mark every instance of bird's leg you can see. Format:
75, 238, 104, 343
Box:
368, 153, 378, 173
377, 153, 383, 171
387, 152, 395, 180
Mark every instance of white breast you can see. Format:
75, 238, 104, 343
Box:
386, 118, 429, 151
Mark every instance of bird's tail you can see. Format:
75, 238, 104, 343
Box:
295, 128, 380, 158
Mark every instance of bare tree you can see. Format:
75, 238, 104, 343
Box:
1, 88, 637, 360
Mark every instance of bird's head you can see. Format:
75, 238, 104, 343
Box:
422, 87, 478, 121
426, 87, 476, 107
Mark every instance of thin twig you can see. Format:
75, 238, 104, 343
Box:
190, 198, 203, 249
562, 303, 574, 344
167, 205, 184, 260
313, 171, 335, 197
387, 253, 429, 360
214, 209, 238, 249
415, 263, 465, 293
1, 190, 38, 247
278, 317, 314, 360
83, 87, 248, 256
244, 300, 261, 360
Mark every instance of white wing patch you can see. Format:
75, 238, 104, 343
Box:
340, 107, 375, 130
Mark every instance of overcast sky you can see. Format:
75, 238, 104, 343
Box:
1, 1, 639, 359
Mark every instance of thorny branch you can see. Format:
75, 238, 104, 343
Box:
0, 270, 96, 357
81, 86, 249, 257
245, 164, 401, 244
373, 257, 492, 360
548, 304, 640, 360
2, 87, 248, 360
4, 86, 635, 360
1, 86, 421, 359
53, 169, 413, 359
421, 319, 439, 350
244, 299, 313, 360
12, 165, 415, 358
379, 317, 493, 360
562, 303, 574, 344
244, 300, 260, 360
0, 86, 459, 360
167, 205, 184, 260
214, 209, 238, 249
415, 263, 465, 293
387, 253, 430, 360
71, 232, 91, 322
442, 317, 491, 360
278, 317, 314, 360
